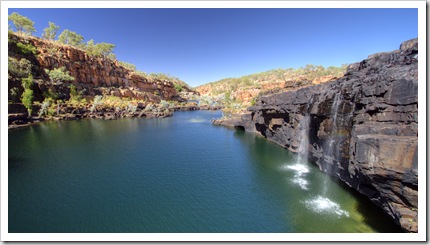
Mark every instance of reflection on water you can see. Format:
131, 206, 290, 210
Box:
8, 111, 402, 233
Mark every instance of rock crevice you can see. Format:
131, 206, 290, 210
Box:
216, 38, 418, 232
8, 33, 182, 103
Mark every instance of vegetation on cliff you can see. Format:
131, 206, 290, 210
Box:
196, 64, 347, 113
8, 12, 197, 126
8, 11, 345, 125
8, 12, 36, 35
8, 12, 193, 87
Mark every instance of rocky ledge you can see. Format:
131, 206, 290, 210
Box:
8, 103, 173, 129
8, 33, 190, 104
9, 103, 223, 129
215, 38, 418, 232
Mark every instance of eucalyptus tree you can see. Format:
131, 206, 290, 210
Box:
42, 22, 60, 41
8, 12, 36, 35
58, 29, 84, 47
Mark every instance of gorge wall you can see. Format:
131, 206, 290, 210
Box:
8, 33, 183, 104
216, 38, 418, 232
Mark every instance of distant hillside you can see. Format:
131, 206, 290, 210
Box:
196, 65, 347, 112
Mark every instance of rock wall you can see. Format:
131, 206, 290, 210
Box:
223, 39, 419, 232
8, 33, 181, 103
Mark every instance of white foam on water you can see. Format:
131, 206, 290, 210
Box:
304, 195, 350, 218
281, 163, 310, 190
292, 177, 309, 190
285, 163, 309, 176
188, 118, 206, 123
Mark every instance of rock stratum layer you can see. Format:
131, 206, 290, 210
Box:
215, 38, 418, 232
8, 33, 185, 103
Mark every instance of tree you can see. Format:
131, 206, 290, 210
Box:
8, 12, 36, 35
85, 39, 96, 54
45, 67, 75, 84
21, 75, 34, 116
85, 39, 115, 58
94, 42, 115, 57
69, 84, 79, 100
42, 22, 60, 40
106, 53, 116, 61
118, 61, 137, 71
58, 29, 84, 47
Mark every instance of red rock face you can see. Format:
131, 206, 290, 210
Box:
232, 89, 260, 105
312, 75, 338, 85
10, 34, 179, 103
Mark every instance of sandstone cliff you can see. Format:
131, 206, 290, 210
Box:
8, 33, 184, 104
215, 38, 418, 232
196, 66, 345, 110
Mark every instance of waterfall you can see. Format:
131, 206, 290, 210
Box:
320, 93, 343, 195
287, 112, 351, 218
280, 101, 351, 218
284, 115, 311, 190
306, 94, 350, 218
324, 93, 343, 173
296, 115, 310, 165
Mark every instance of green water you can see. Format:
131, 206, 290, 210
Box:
8, 110, 401, 233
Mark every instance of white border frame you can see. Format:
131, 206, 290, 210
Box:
1, 1, 426, 242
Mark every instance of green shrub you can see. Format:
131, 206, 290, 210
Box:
21, 75, 34, 116
118, 61, 137, 71
45, 67, 75, 84
135, 70, 147, 77
21, 88, 33, 116
69, 84, 82, 101
21, 75, 33, 90
8, 57, 32, 79
9, 87, 20, 101
17, 42, 37, 55
90, 95, 103, 113
8, 30, 16, 43
144, 104, 154, 112
250, 97, 256, 106
127, 103, 137, 113
43, 88, 59, 100
46, 46, 59, 56
38, 99, 51, 117
174, 84, 183, 92
160, 100, 169, 108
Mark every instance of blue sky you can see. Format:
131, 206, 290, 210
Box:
8, 8, 417, 87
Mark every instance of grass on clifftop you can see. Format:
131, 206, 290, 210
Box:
194, 64, 347, 114
198, 64, 347, 95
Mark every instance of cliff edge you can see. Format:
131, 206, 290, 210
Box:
215, 38, 418, 232
8, 33, 184, 104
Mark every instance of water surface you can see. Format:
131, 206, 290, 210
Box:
8, 111, 401, 232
